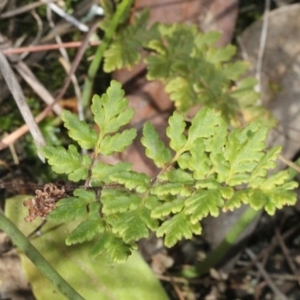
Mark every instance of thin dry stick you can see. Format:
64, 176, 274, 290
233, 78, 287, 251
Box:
0, 21, 99, 151
46, 5, 84, 121
275, 228, 300, 285
0, 50, 46, 160
245, 248, 288, 300
0, 0, 57, 19
255, 0, 270, 97
19, 9, 44, 61
2, 40, 101, 55
14, 61, 62, 115
279, 154, 300, 173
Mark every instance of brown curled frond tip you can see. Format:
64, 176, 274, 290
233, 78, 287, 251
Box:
23, 183, 66, 222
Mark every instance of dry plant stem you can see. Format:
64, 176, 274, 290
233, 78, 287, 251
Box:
245, 248, 288, 300
275, 228, 300, 284
0, 212, 85, 300
0, 21, 99, 151
0, 0, 57, 19
14, 61, 62, 115
0, 50, 46, 159
46, 5, 83, 120
2, 41, 101, 55
255, 0, 270, 96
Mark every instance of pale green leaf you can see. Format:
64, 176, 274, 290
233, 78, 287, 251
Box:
100, 129, 137, 155
141, 122, 172, 167
101, 189, 142, 214
185, 190, 223, 223
223, 61, 248, 80
249, 146, 282, 187
40, 145, 91, 182
188, 108, 223, 144
89, 232, 134, 263
158, 169, 194, 183
66, 218, 105, 245
206, 44, 236, 64
223, 122, 268, 185
91, 80, 134, 135
108, 207, 158, 242
151, 199, 184, 218
225, 190, 250, 210
91, 162, 132, 184
166, 111, 187, 152
61, 110, 97, 149
110, 171, 150, 192
151, 182, 191, 197
48, 189, 96, 223
157, 212, 201, 247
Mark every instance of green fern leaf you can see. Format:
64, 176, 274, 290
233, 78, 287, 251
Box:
108, 207, 158, 242
141, 122, 172, 167
157, 212, 201, 247
151, 199, 184, 218
91, 80, 134, 135
249, 146, 282, 186
185, 189, 223, 223
225, 190, 250, 210
61, 110, 97, 149
103, 10, 159, 72
90, 232, 134, 263
206, 44, 236, 64
188, 108, 223, 144
166, 111, 187, 152
40, 145, 91, 182
66, 218, 105, 245
248, 186, 297, 215
100, 129, 137, 155
151, 182, 191, 196
230, 78, 260, 106
110, 171, 150, 193
158, 169, 194, 183
195, 31, 221, 48
91, 161, 132, 184
146, 24, 197, 81
101, 189, 142, 214
48, 189, 96, 223
223, 61, 248, 80
222, 121, 268, 185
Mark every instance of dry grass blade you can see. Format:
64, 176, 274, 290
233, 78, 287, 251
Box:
0, 50, 46, 161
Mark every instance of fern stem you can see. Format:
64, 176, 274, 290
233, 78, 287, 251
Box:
0, 212, 85, 300
195, 206, 260, 276
81, 0, 134, 108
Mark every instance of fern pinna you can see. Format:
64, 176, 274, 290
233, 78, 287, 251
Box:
26, 80, 297, 263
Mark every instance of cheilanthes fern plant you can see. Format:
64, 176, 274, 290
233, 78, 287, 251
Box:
102, 9, 274, 125
36, 80, 297, 263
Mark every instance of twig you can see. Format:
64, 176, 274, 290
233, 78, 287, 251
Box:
46, 4, 84, 121
245, 248, 288, 300
0, 50, 46, 161
275, 228, 300, 284
41, 0, 88, 32
0, 0, 57, 19
19, 9, 43, 61
2, 40, 101, 55
255, 0, 271, 97
279, 154, 300, 174
0, 21, 99, 151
